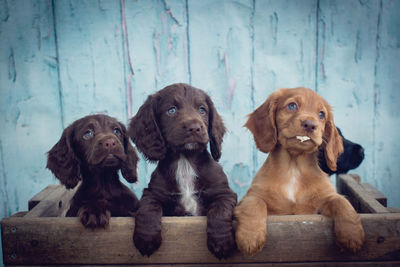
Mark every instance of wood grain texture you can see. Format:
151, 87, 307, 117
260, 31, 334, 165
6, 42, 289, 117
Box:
2, 214, 400, 265
53, 0, 127, 124
28, 184, 59, 211
337, 174, 390, 214
188, 0, 255, 200
24, 184, 77, 218
0, 0, 62, 220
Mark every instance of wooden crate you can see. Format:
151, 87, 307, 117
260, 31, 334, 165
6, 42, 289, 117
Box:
1, 174, 400, 266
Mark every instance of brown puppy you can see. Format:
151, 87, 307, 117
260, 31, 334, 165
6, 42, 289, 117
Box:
129, 83, 237, 259
234, 87, 365, 256
47, 114, 139, 228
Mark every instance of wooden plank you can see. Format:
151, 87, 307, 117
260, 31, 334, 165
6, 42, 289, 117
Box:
0, 0, 63, 220
372, 0, 400, 209
53, 0, 127, 124
6, 262, 400, 267
28, 184, 59, 211
362, 183, 387, 207
337, 174, 390, 214
24, 184, 77, 218
2, 214, 400, 265
316, 0, 379, 186
188, 0, 254, 200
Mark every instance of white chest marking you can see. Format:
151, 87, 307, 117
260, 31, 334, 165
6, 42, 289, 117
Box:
176, 155, 199, 215
284, 167, 300, 203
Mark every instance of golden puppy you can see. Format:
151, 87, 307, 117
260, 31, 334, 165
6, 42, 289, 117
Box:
234, 87, 365, 256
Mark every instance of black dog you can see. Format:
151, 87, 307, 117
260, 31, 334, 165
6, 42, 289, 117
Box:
129, 83, 237, 259
47, 114, 139, 228
319, 127, 364, 175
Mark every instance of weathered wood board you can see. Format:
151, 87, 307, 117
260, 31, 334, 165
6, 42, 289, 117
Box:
2, 214, 400, 265
2, 174, 400, 265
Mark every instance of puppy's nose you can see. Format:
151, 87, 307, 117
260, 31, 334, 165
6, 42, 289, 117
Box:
103, 138, 116, 150
185, 122, 203, 134
301, 120, 317, 133
353, 144, 365, 159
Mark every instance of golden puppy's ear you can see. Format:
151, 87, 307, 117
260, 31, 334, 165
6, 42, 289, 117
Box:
245, 91, 280, 153
323, 109, 344, 171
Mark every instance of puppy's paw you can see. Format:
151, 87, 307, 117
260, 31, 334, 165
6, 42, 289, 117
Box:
78, 207, 110, 229
335, 219, 365, 253
133, 230, 162, 257
207, 231, 236, 259
235, 225, 266, 257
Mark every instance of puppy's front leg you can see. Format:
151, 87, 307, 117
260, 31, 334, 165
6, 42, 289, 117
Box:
234, 194, 267, 256
319, 194, 365, 253
205, 184, 237, 259
133, 189, 163, 257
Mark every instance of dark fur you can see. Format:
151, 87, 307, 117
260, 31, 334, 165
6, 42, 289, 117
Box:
129, 83, 237, 259
47, 114, 139, 228
319, 128, 364, 175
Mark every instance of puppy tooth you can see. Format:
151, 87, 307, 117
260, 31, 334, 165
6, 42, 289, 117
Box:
296, 136, 310, 142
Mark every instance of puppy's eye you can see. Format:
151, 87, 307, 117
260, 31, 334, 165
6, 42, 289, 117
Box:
167, 106, 177, 115
288, 102, 298, 111
199, 106, 207, 115
83, 129, 94, 140
113, 127, 122, 136
319, 111, 325, 120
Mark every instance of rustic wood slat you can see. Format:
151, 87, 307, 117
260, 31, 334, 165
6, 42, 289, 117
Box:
2, 214, 400, 265
28, 184, 59, 211
6, 262, 400, 267
337, 174, 390, 214
24, 185, 77, 218
362, 182, 388, 207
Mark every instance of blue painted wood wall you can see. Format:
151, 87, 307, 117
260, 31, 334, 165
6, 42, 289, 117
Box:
1, 0, 400, 263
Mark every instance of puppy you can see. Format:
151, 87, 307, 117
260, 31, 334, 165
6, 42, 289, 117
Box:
129, 83, 237, 259
234, 87, 365, 256
47, 114, 139, 228
319, 127, 364, 175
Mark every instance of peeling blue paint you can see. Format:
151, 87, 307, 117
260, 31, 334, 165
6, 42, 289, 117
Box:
0, 0, 9, 21
8, 48, 16, 82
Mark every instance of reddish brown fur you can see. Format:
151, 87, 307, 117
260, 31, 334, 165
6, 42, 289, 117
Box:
234, 88, 364, 256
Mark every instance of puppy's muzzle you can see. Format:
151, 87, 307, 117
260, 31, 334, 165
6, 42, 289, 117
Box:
90, 135, 125, 166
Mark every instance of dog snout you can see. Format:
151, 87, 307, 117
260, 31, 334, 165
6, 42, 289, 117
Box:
352, 144, 365, 162
183, 120, 204, 135
301, 119, 317, 133
101, 137, 117, 150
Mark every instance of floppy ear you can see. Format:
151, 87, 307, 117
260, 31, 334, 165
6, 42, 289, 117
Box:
322, 109, 344, 171
245, 91, 279, 153
206, 95, 226, 161
119, 122, 139, 183
46, 124, 81, 189
128, 95, 166, 161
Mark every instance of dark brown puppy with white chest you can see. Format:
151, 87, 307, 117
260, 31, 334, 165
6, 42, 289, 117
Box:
129, 83, 237, 259
47, 114, 139, 228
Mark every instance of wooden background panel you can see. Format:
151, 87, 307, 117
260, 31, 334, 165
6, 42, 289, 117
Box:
316, 0, 379, 187
373, 0, 400, 209
188, 0, 254, 200
54, 0, 127, 125
0, 0, 61, 219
